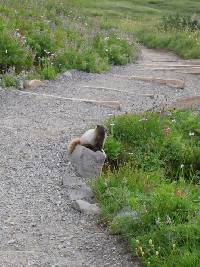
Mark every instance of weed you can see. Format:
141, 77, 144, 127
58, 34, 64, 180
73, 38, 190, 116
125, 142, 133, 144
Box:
0, 70, 20, 88
94, 109, 200, 266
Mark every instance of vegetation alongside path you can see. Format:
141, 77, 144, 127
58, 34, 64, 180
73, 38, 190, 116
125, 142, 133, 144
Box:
0, 0, 200, 86
93, 110, 200, 267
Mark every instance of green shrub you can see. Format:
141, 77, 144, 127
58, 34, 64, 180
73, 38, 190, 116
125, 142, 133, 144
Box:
93, 163, 200, 266
0, 72, 20, 88
160, 13, 200, 31
94, 109, 200, 266
0, 28, 33, 73
26, 31, 56, 62
104, 136, 123, 161
38, 60, 57, 80
106, 110, 200, 180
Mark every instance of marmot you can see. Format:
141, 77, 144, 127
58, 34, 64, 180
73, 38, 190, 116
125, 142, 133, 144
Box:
68, 125, 107, 154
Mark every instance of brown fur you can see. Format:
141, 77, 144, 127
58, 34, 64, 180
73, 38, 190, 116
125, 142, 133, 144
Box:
68, 138, 81, 154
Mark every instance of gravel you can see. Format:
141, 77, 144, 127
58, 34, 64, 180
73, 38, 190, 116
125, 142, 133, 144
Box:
0, 47, 199, 266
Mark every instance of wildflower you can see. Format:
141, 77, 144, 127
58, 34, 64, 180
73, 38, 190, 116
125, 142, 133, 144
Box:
105, 36, 109, 40
110, 123, 115, 126
149, 239, 153, 245
172, 243, 176, 248
139, 118, 147, 122
128, 152, 134, 155
189, 131, 195, 136
166, 215, 172, 224
156, 217, 161, 225
155, 251, 159, 256
172, 118, 176, 123
180, 164, 184, 169
5, 49, 8, 54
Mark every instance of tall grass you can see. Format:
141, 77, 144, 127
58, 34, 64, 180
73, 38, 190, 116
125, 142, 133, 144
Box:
93, 110, 200, 266
0, 0, 199, 84
0, 0, 137, 83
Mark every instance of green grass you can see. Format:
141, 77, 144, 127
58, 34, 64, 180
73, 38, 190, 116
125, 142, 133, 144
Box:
0, 0, 199, 83
93, 110, 200, 267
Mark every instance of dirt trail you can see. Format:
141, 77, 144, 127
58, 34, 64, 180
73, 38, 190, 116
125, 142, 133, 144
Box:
0, 47, 199, 267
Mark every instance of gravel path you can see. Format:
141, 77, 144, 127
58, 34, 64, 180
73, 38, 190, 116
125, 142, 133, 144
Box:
0, 48, 199, 267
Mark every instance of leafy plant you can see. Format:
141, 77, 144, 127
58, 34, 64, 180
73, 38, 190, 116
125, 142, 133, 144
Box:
104, 136, 123, 161
94, 110, 200, 267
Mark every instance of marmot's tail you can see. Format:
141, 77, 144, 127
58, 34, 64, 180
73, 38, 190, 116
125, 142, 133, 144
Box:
68, 138, 81, 154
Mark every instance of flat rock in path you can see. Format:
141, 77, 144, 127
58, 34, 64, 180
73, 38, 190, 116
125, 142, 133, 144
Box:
69, 184, 94, 202
169, 96, 200, 110
72, 200, 100, 215
69, 145, 106, 178
23, 80, 43, 89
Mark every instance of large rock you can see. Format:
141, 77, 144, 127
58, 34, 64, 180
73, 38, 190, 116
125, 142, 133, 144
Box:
69, 184, 94, 202
62, 175, 81, 187
72, 200, 100, 215
69, 145, 106, 178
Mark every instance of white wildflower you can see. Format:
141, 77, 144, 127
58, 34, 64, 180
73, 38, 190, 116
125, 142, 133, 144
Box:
189, 131, 195, 136
180, 164, 184, 169
156, 217, 161, 225
166, 215, 172, 224
139, 118, 147, 122
155, 251, 159, 256
149, 239, 153, 245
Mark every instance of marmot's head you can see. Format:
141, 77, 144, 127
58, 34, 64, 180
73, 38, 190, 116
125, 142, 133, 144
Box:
95, 125, 107, 143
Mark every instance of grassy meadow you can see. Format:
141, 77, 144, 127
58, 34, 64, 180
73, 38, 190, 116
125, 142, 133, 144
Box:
93, 110, 200, 267
0, 0, 200, 86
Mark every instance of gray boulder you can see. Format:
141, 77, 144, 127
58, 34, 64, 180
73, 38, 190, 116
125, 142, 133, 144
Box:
69, 145, 106, 178
69, 184, 94, 202
72, 200, 100, 215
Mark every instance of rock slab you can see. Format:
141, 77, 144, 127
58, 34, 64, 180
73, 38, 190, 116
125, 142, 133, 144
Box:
72, 200, 100, 215
69, 184, 94, 202
69, 145, 106, 178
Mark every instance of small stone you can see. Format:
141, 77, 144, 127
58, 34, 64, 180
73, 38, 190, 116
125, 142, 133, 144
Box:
72, 200, 100, 215
70, 145, 106, 178
23, 80, 43, 89
69, 184, 94, 202
62, 71, 73, 79
8, 239, 17, 245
